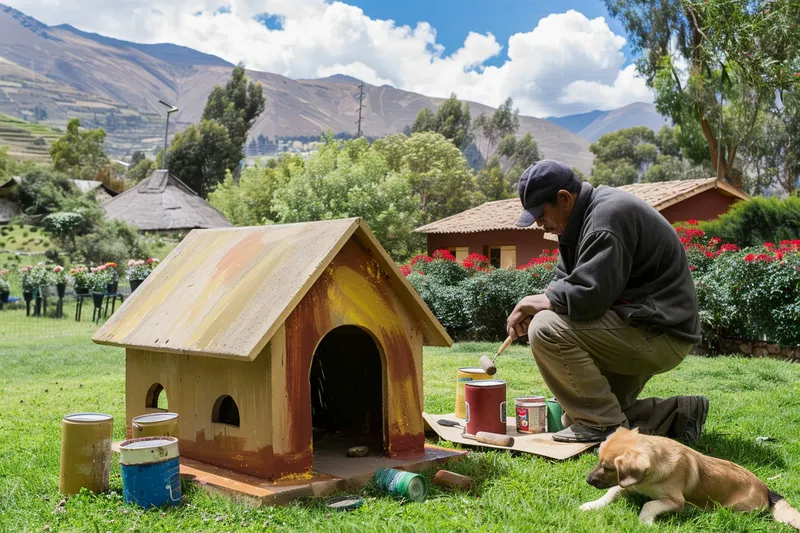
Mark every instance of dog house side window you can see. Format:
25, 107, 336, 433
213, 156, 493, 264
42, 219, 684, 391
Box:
146, 383, 168, 410
212, 395, 240, 427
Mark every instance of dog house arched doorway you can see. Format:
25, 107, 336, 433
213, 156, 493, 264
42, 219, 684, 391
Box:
309, 325, 386, 460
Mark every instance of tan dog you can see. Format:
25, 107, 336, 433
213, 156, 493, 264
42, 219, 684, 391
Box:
580, 427, 800, 528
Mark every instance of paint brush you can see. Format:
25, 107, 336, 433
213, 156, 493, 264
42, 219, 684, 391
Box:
478, 336, 513, 376
437, 419, 515, 447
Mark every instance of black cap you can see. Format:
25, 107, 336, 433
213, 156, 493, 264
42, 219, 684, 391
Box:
515, 160, 578, 228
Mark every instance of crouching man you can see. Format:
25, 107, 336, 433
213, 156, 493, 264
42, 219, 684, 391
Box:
507, 160, 708, 444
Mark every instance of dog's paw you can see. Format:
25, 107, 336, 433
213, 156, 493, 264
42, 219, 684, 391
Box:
639, 515, 656, 526
579, 500, 605, 512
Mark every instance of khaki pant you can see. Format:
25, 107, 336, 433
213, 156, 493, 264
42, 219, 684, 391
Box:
528, 310, 694, 434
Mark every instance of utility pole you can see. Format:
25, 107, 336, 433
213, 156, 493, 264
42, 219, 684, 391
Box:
355, 82, 365, 138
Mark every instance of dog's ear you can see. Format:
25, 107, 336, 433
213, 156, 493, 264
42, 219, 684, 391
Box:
615, 451, 650, 488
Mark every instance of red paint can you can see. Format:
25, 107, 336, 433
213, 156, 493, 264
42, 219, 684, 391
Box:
464, 380, 506, 435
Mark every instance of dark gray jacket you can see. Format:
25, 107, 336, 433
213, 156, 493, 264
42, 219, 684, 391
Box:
545, 182, 701, 344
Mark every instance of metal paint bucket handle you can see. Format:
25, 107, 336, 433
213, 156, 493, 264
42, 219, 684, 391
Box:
166, 473, 181, 502
132, 421, 143, 432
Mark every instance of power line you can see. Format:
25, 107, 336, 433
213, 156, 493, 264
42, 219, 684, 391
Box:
355, 82, 365, 138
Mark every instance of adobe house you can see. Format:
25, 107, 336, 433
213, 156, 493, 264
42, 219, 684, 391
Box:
92, 218, 454, 486
416, 178, 749, 268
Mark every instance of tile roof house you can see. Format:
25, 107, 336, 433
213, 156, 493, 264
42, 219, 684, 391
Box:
415, 178, 750, 268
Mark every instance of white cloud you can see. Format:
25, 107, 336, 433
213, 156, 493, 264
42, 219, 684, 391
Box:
4, 1, 653, 116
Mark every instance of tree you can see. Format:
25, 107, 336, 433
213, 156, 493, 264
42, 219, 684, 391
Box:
130, 151, 146, 167
13, 167, 78, 216
202, 63, 265, 173
166, 120, 240, 197
472, 98, 520, 164
273, 137, 423, 260
49, 118, 110, 179
125, 158, 156, 184
499, 132, 542, 185
588, 126, 708, 186
606, 0, 800, 187
396, 132, 483, 224
411, 94, 473, 149
476, 157, 513, 201
739, 90, 800, 195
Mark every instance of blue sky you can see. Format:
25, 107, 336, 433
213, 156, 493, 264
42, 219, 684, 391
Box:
346, 0, 633, 67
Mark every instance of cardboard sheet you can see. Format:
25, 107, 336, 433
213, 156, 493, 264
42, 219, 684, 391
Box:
423, 412, 597, 461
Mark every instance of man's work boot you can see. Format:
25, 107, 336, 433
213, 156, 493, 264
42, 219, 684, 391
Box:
552, 421, 628, 443
676, 395, 709, 445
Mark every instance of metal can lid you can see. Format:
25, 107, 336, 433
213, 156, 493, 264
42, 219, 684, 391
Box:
515, 396, 546, 403
517, 401, 547, 407
119, 436, 179, 465
64, 412, 113, 423
326, 495, 365, 511
121, 437, 177, 450
133, 412, 178, 424
465, 379, 506, 388
458, 367, 487, 374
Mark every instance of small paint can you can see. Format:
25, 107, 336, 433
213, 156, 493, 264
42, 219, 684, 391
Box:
515, 397, 548, 434
120, 437, 181, 508
132, 412, 179, 439
59, 413, 113, 495
464, 379, 507, 436
546, 397, 565, 433
455, 367, 491, 419
375, 468, 428, 502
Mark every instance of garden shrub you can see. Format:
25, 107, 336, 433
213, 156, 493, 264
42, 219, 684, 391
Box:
405, 234, 800, 350
699, 196, 800, 248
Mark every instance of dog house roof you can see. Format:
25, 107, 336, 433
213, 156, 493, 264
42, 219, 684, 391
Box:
92, 218, 452, 360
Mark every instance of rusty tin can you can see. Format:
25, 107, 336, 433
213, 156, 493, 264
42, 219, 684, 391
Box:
515, 397, 548, 434
59, 412, 113, 495
464, 379, 506, 435
455, 367, 491, 419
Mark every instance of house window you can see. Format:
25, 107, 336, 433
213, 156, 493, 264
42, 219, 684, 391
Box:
487, 246, 517, 269
213, 395, 240, 427
500, 246, 517, 269
488, 247, 502, 268
446, 247, 469, 262
146, 383, 168, 410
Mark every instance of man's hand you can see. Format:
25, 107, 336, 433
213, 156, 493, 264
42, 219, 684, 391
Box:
506, 294, 553, 340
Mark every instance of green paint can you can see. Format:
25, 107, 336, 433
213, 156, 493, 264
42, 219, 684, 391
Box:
375, 468, 428, 502
546, 397, 565, 433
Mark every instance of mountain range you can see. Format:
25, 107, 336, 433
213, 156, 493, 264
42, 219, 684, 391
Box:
0, 4, 668, 174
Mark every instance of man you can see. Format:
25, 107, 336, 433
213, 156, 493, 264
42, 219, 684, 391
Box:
507, 160, 708, 444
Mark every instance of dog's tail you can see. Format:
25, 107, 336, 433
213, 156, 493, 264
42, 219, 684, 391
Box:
770, 490, 800, 530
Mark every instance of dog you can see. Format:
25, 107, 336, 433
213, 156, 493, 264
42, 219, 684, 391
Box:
580, 427, 800, 528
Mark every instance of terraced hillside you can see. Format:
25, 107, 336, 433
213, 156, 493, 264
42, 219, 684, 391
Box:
0, 113, 59, 162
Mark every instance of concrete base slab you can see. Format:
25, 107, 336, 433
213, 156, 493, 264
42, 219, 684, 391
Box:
423, 412, 597, 460
112, 441, 465, 505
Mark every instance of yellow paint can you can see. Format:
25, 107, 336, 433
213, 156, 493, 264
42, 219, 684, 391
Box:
59, 413, 113, 495
455, 367, 491, 419
132, 412, 180, 439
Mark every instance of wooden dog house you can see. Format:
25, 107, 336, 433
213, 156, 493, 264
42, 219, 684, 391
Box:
92, 218, 454, 486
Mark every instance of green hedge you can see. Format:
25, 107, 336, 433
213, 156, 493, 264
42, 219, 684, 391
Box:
404, 238, 800, 350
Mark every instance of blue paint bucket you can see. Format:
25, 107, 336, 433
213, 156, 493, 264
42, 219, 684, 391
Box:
120, 436, 181, 508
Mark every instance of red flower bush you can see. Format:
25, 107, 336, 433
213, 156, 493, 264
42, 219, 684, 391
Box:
463, 253, 489, 270
432, 249, 457, 262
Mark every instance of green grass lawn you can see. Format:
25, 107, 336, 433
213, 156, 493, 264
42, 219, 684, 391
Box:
1, 335, 799, 532
0, 225, 53, 253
